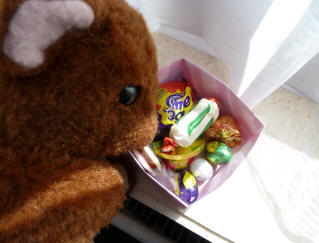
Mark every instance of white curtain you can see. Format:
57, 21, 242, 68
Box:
128, 0, 319, 108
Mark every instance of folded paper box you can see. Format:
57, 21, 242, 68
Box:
130, 58, 264, 208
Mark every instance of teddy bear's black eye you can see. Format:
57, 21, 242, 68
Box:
119, 86, 139, 106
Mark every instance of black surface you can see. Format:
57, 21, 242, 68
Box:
94, 197, 212, 243
94, 224, 141, 243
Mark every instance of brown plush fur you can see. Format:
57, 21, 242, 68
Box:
0, 0, 158, 242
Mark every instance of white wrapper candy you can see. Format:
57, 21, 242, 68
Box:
143, 146, 163, 172
133, 146, 163, 176
169, 98, 220, 147
190, 157, 214, 181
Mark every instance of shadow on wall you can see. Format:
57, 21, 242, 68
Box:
285, 54, 319, 104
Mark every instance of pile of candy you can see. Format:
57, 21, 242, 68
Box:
141, 80, 242, 205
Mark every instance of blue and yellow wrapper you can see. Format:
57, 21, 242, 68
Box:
156, 81, 194, 131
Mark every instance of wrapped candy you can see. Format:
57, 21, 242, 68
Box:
190, 157, 214, 181
170, 98, 220, 147
156, 80, 194, 133
152, 136, 205, 161
163, 157, 194, 171
206, 141, 232, 165
175, 170, 198, 204
133, 146, 163, 176
161, 137, 178, 153
204, 116, 242, 148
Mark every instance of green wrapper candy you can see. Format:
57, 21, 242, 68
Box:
205, 141, 232, 165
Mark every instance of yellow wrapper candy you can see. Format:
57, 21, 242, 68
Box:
156, 81, 194, 130
152, 136, 205, 161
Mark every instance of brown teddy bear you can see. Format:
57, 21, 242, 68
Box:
0, 0, 158, 242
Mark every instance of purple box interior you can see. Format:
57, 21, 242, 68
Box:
130, 58, 264, 208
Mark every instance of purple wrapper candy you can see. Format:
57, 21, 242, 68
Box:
176, 170, 198, 204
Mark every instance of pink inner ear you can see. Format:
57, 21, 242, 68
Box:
3, 0, 95, 68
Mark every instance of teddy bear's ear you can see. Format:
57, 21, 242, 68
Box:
2, 0, 94, 69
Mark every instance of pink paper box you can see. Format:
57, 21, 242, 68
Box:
130, 58, 264, 208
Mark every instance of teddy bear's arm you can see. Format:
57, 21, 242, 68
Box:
0, 149, 126, 243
